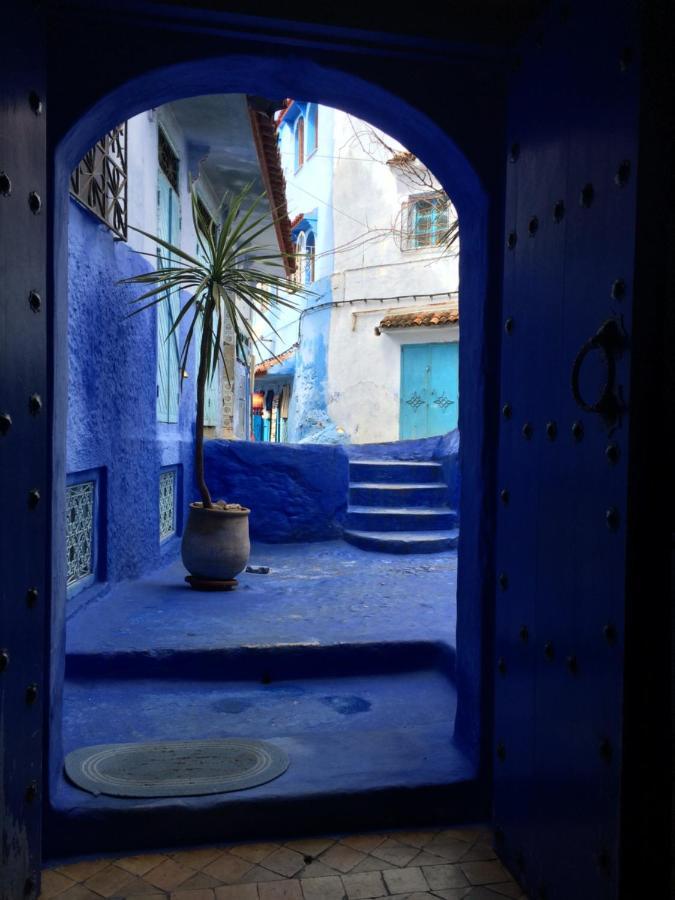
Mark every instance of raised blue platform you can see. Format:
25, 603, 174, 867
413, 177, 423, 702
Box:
66, 541, 457, 659
46, 541, 475, 859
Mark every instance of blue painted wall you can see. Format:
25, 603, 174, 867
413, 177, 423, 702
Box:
204, 432, 459, 541
66, 200, 196, 607
203, 439, 349, 541
286, 276, 335, 443
276, 102, 337, 443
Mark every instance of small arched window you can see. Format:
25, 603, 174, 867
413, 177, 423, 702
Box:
304, 230, 316, 284
294, 231, 307, 284
294, 117, 305, 170
306, 104, 318, 156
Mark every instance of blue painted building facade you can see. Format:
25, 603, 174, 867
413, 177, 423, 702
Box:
252, 101, 461, 445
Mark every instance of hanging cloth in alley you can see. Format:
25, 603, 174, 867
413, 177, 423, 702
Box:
265, 389, 275, 412
279, 384, 291, 419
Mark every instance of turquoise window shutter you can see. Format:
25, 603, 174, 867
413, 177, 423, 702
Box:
156, 302, 171, 422
156, 171, 181, 423
204, 368, 219, 427
194, 315, 219, 427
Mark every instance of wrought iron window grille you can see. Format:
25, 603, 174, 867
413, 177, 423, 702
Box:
400, 193, 450, 251
66, 481, 95, 588
158, 127, 180, 193
70, 123, 128, 240
159, 469, 177, 541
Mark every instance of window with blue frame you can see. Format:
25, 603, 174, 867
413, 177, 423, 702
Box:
294, 231, 306, 284
405, 194, 449, 249
294, 116, 305, 170
306, 104, 318, 156
66, 469, 103, 595
304, 230, 315, 284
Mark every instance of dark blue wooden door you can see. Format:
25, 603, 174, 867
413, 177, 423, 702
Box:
493, 4, 639, 899
0, 2, 47, 896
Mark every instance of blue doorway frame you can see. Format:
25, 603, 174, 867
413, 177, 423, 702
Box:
47, 19, 497, 858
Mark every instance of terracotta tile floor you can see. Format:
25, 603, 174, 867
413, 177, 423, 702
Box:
41, 826, 528, 899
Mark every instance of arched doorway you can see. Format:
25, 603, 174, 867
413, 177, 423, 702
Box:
48, 55, 496, 855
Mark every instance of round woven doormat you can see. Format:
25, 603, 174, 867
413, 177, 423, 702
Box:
65, 738, 289, 798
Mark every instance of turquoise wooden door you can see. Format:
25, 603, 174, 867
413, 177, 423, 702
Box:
399, 342, 458, 439
156, 171, 181, 423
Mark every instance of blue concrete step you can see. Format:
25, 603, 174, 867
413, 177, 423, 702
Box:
51, 665, 478, 858
349, 460, 443, 484
345, 506, 458, 532
344, 529, 459, 554
349, 482, 449, 508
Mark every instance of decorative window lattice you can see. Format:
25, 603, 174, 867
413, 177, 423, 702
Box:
70, 123, 127, 239
66, 481, 95, 587
159, 470, 176, 540
401, 194, 449, 250
158, 128, 179, 192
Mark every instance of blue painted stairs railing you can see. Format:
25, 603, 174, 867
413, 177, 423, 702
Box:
343, 459, 459, 553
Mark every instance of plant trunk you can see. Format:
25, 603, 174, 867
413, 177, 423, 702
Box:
195, 304, 214, 509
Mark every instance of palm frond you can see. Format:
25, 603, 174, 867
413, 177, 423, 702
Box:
123, 182, 313, 483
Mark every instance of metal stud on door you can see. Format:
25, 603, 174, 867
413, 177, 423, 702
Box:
0, 3, 47, 896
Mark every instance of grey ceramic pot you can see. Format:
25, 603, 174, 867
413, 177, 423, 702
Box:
181, 502, 250, 581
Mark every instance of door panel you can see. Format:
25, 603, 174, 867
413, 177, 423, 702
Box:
428, 342, 458, 434
494, 4, 638, 898
400, 342, 458, 439
0, 2, 46, 896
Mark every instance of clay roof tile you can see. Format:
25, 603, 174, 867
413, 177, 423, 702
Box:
379, 308, 459, 330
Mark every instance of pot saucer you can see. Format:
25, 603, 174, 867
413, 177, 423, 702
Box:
185, 575, 238, 591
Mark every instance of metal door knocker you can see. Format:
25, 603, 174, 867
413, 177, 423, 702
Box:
571, 318, 627, 426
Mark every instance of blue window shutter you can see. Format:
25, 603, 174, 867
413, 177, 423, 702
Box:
204, 367, 219, 427
195, 316, 219, 427
156, 302, 171, 421
157, 171, 181, 423
307, 104, 318, 153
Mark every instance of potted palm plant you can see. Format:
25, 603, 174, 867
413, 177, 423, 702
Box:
121, 183, 304, 587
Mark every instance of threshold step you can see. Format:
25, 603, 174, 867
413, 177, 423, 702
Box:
346, 506, 457, 532
51, 668, 478, 857
349, 482, 449, 508
344, 529, 459, 554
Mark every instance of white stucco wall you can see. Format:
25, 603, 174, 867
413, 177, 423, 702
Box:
252, 103, 460, 445
326, 110, 460, 443
126, 108, 218, 260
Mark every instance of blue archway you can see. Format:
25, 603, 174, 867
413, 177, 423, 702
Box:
50, 54, 495, 849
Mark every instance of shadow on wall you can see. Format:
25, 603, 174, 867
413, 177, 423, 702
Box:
203, 431, 459, 542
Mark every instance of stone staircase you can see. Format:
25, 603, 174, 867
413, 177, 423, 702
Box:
343, 459, 459, 553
